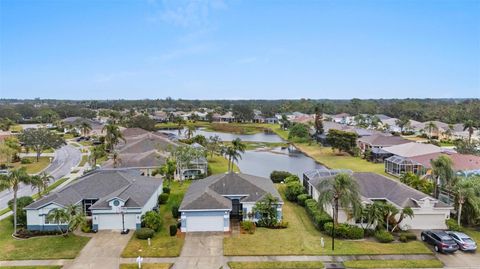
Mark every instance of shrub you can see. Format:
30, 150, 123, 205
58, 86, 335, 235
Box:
399, 232, 417, 242
162, 186, 171, 194
399, 234, 408, 242
375, 230, 394, 243
364, 228, 376, 237
171, 204, 180, 218
270, 171, 293, 183
241, 221, 256, 234
136, 228, 155, 240
81, 219, 92, 233
446, 219, 464, 232
158, 193, 169, 204
324, 222, 364, 239
285, 181, 305, 202
141, 211, 162, 231
8, 196, 34, 226
304, 199, 332, 231
169, 224, 177, 236
297, 194, 310, 206
20, 158, 32, 164
284, 175, 300, 184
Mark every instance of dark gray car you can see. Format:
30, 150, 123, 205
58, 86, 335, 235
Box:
421, 230, 459, 253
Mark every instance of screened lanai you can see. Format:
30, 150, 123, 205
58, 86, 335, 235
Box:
384, 155, 426, 177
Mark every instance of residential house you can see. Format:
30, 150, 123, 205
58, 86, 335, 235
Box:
357, 134, 410, 154
409, 152, 480, 176
332, 113, 354, 125
303, 170, 452, 229
179, 172, 283, 232
25, 169, 163, 231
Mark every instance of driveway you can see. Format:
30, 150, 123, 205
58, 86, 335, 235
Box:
173, 232, 225, 269
0, 144, 81, 209
434, 249, 480, 268
63, 230, 133, 269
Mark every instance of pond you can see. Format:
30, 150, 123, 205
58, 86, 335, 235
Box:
160, 128, 325, 178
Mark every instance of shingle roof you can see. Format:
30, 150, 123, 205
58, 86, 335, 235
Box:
103, 150, 168, 169
358, 134, 410, 147
180, 172, 283, 211
25, 169, 163, 210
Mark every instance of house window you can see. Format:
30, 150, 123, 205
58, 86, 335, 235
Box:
113, 200, 120, 206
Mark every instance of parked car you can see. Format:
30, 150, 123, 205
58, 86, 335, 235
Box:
421, 230, 459, 253
446, 231, 477, 252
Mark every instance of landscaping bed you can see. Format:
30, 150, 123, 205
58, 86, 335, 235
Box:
228, 261, 324, 269
343, 259, 443, 268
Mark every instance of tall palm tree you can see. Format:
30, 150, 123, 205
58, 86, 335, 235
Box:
46, 208, 70, 234
174, 117, 186, 136
443, 124, 454, 141
89, 145, 106, 167
463, 120, 477, 144
102, 123, 125, 151
317, 173, 362, 225
223, 138, 246, 172
430, 155, 455, 199
453, 177, 480, 226
185, 123, 196, 139
31, 172, 53, 197
0, 167, 32, 234
112, 151, 122, 168
425, 121, 438, 140
79, 121, 92, 137
392, 207, 414, 231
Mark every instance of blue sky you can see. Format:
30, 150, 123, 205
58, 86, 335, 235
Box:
1, 0, 479, 99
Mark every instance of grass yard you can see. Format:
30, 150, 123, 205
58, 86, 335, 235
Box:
224, 186, 432, 256
79, 155, 89, 167
0, 217, 90, 260
228, 261, 324, 269
464, 227, 480, 243
0, 267, 62, 269
208, 154, 240, 174
122, 181, 191, 257
10, 156, 51, 174
155, 121, 211, 129
0, 207, 10, 216
9, 125, 23, 133
343, 259, 443, 268
120, 263, 172, 269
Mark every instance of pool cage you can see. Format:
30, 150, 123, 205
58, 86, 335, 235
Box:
384, 155, 426, 177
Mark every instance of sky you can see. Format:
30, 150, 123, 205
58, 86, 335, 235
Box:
0, 0, 479, 100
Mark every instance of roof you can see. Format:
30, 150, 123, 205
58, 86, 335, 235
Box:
305, 170, 450, 209
25, 169, 163, 210
180, 172, 283, 211
358, 134, 410, 147
409, 152, 480, 171
382, 142, 443, 158
122, 127, 150, 138
119, 132, 177, 153
103, 150, 168, 169
374, 114, 391, 121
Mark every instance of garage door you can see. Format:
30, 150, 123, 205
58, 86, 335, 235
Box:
410, 214, 447, 230
96, 214, 137, 230
186, 215, 224, 232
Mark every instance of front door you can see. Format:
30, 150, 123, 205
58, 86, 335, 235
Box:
231, 199, 242, 219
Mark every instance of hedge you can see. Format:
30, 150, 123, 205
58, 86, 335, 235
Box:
136, 228, 155, 240
285, 181, 305, 202
375, 230, 394, 243
296, 194, 310, 206
324, 222, 364, 239
270, 171, 293, 183
158, 193, 169, 204
304, 199, 332, 231
446, 219, 464, 232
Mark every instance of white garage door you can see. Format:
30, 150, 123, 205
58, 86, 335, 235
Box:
97, 214, 137, 230
410, 214, 447, 230
186, 215, 224, 232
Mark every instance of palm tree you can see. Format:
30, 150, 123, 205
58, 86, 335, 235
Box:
89, 145, 106, 167
207, 135, 222, 158
79, 121, 92, 137
112, 151, 122, 168
65, 204, 85, 234
453, 177, 480, 226
174, 117, 186, 136
317, 173, 362, 225
425, 121, 438, 140
392, 207, 414, 231
223, 138, 246, 172
443, 124, 454, 141
463, 120, 477, 144
102, 123, 125, 151
395, 117, 410, 134
360, 202, 385, 230
31, 172, 53, 197
46, 208, 70, 234
185, 123, 196, 139
0, 167, 32, 234
430, 155, 455, 199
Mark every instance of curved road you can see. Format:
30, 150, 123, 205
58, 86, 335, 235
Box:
0, 144, 82, 209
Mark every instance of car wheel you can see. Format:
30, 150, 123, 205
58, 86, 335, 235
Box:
434, 245, 439, 252
421, 235, 426, 241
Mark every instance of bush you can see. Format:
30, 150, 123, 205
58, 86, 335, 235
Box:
162, 186, 171, 194
8, 196, 34, 226
81, 219, 92, 233
169, 224, 178, 236
20, 158, 32, 164
399, 232, 417, 242
285, 181, 305, 202
304, 199, 332, 231
399, 234, 408, 242
158, 193, 169, 204
136, 228, 155, 240
324, 222, 364, 239
375, 230, 394, 243
141, 211, 162, 231
270, 171, 293, 183
284, 175, 300, 184
364, 228, 376, 237
296, 194, 310, 206
446, 219, 464, 232
241, 221, 256, 234
171, 204, 180, 218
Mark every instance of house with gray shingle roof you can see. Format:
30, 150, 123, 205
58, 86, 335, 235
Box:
303, 170, 452, 230
25, 169, 163, 231
179, 172, 283, 232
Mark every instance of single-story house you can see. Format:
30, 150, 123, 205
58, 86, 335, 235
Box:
357, 134, 410, 153
25, 169, 163, 231
409, 152, 480, 176
179, 172, 283, 232
303, 170, 452, 230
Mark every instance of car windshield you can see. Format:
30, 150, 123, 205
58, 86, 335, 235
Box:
463, 238, 475, 243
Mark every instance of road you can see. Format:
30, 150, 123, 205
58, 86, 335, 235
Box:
0, 144, 82, 209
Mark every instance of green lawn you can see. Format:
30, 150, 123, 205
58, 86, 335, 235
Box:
9, 125, 23, 133
0, 266, 62, 269
240, 141, 289, 150
10, 156, 51, 174
464, 227, 480, 242
155, 121, 211, 129
79, 155, 89, 167
121, 181, 190, 257
208, 154, 240, 174
343, 259, 443, 268
228, 261, 324, 269
0, 207, 10, 216
120, 263, 172, 269
0, 217, 90, 260
224, 186, 432, 256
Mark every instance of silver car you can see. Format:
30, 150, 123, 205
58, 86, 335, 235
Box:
446, 231, 477, 252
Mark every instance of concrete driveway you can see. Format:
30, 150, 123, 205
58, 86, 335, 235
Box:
434, 249, 480, 268
63, 230, 132, 269
173, 232, 225, 269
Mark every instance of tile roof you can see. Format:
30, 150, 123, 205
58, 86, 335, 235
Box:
410, 152, 480, 171
382, 142, 443, 158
